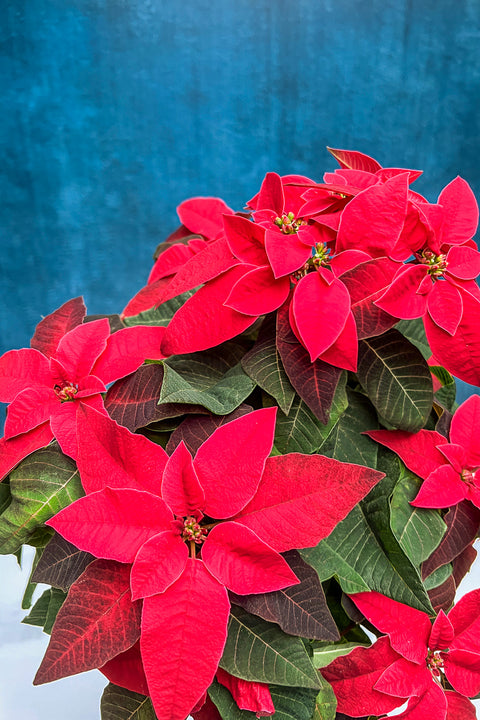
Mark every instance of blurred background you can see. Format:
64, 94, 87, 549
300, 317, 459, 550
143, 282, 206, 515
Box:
1, 1, 480, 718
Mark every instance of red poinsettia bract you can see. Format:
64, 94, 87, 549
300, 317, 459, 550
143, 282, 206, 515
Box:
0, 297, 166, 479
367, 394, 480, 509
39, 404, 384, 720
322, 589, 480, 719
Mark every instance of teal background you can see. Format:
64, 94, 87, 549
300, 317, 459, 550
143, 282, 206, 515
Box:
1, 0, 480, 398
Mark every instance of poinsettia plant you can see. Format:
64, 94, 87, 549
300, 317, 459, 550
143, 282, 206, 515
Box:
1, 146, 480, 720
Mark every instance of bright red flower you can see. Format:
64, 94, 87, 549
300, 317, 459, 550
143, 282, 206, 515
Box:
322, 589, 480, 720
44, 404, 383, 720
0, 297, 166, 478
367, 394, 480, 509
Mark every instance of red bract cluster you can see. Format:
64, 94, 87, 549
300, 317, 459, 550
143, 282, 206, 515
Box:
120, 147, 480, 386
37, 405, 382, 720
322, 590, 480, 719
2, 147, 480, 720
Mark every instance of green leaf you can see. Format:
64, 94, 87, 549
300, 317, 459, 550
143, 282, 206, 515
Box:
357, 328, 433, 432
123, 289, 197, 327
396, 318, 431, 359
430, 365, 457, 412
424, 563, 453, 590
312, 640, 370, 669
0, 482, 11, 514
312, 681, 337, 720
22, 546, 43, 610
318, 389, 378, 467
0, 444, 84, 555
390, 468, 446, 566
302, 452, 433, 613
219, 606, 321, 690
241, 315, 295, 414
273, 375, 347, 455
159, 343, 256, 414
100, 684, 157, 720
22, 587, 67, 634
209, 681, 319, 720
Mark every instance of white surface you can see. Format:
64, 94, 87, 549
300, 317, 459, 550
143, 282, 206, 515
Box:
1, 545, 479, 719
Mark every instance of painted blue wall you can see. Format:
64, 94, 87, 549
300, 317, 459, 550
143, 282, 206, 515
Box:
1, 0, 480, 398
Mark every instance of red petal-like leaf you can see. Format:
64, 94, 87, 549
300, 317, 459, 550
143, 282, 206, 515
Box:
411, 464, 467, 508
321, 636, 402, 717
177, 197, 234, 240
375, 264, 429, 320
336, 173, 408, 256
76, 404, 168, 494
375, 656, 430, 697
155, 236, 238, 306
327, 147, 382, 173
216, 668, 275, 716
30, 297, 86, 358
292, 272, 350, 361
234, 453, 384, 552
445, 691, 477, 720
131, 530, 188, 600
0, 423, 53, 481
49, 393, 106, 460
148, 240, 207, 284
448, 588, 480, 654
428, 610, 454, 650
140, 559, 230, 720
317, 310, 358, 372
446, 244, 480, 280
0, 348, 52, 402
122, 276, 175, 317
256, 172, 284, 215
162, 441, 205, 516
4, 386, 58, 439
444, 649, 480, 697
230, 549, 339, 641
225, 264, 290, 315
47, 487, 173, 562
449, 395, 480, 467
34, 559, 141, 684
424, 287, 480, 385
203, 521, 299, 594
100, 641, 149, 696
380, 682, 445, 720
223, 214, 268, 266
438, 176, 479, 246
276, 300, 343, 422
351, 592, 431, 664
161, 266, 258, 356
55, 318, 110, 380
264, 228, 312, 278
91, 326, 166, 385
193, 407, 276, 518
365, 429, 448, 480
426, 282, 463, 335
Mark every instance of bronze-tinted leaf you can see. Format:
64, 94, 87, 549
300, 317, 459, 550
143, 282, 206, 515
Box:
422, 501, 480, 578
230, 550, 339, 641
166, 405, 253, 456
34, 559, 141, 685
32, 533, 94, 591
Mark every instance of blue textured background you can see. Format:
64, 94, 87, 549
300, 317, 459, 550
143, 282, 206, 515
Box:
2, 0, 480, 392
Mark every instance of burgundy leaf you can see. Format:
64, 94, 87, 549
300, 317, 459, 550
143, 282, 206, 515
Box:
34, 559, 141, 684
453, 544, 477, 587
230, 550, 339, 641
30, 297, 86, 358
276, 299, 342, 422
340, 257, 399, 339
32, 534, 94, 591
428, 574, 456, 614
99, 641, 149, 696
104, 364, 207, 431
166, 405, 253, 456
422, 501, 480, 578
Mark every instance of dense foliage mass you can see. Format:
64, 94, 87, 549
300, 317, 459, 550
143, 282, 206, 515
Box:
1, 147, 480, 720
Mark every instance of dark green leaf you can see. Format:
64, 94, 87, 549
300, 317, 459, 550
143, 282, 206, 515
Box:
22, 546, 43, 609
357, 329, 433, 432
100, 683, 157, 720
396, 318, 430, 359
269, 685, 319, 720
123, 289, 197, 327
219, 606, 321, 690
273, 376, 347, 455
22, 588, 67, 634
0, 444, 84, 555
318, 389, 378, 467
241, 315, 295, 414
390, 468, 446, 567
160, 342, 256, 414
312, 681, 337, 720
0, 482, 11, 514
430, 365, 457, 412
